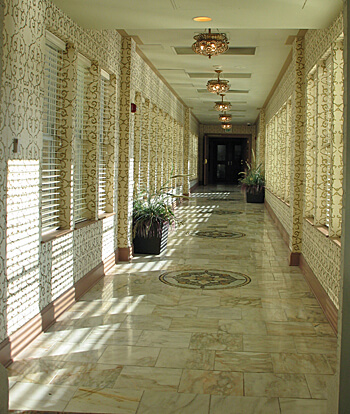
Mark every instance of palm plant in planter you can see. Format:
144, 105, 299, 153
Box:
239, 153, 265, 203
132, 177, 184, 255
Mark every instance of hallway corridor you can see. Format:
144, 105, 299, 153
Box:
7, 187, 336, 413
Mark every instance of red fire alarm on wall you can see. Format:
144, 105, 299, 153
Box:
131, 103, 137, 113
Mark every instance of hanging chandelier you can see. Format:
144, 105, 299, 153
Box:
192, 28, 229, 59
221, 123, 232, 130
214, 94, 232, 112
206, 70, 230, 94
219, 113, 232, 122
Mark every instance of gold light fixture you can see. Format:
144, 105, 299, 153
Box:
214, 94, 232, 111
206, 70, 230, 94
221, 123, 232, 130
219, 113, 232, 122
193, 16, 212, 22
192, 29, 229, 59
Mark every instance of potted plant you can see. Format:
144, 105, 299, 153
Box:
239, 153, 265, 203
132, 177, 184, 255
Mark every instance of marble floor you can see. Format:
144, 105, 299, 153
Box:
7, 186, 337, 413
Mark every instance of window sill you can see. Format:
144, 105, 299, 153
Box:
304, 217, 341, 247
265, 189, 290, 207
41, 214, 116, 243
74, 219, 97, 230
98, 212, 115, 220
41, 229, 73, 244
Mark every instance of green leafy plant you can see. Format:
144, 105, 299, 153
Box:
132, 175, 187, 238
239, 151, 265, 194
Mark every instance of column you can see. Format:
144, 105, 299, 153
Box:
304, 74, 317, 217
314, 62, 329, 226
290, 36, 305, 263
117, 36, 135, 261
329, 39, 344, 237
85, 60, 100, 220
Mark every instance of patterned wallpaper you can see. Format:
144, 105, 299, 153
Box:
265, 61, 295, 124
265, 190, 292, 239
264, 12, 343, 310
301, 13, 343, 307
302, 221, 341, 308
0, 0, 124, 342
305, 13, 343, 75
0, 0, 197, 345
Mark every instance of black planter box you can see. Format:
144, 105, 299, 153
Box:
133, 223, 169, 255
246, 188, 265, 203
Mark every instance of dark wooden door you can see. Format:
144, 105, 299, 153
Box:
209, 139, 246, 184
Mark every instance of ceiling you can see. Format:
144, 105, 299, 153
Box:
52, 0, 343, 125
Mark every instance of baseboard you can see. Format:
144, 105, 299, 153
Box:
300, 254, 338, 334
118, 246, 133, 262
190, 181, 199, 192
0, 250, 118, 367
289, 252, 301, 266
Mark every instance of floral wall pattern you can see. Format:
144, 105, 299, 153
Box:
264, 12, 343, 310
0, 0, 198, 349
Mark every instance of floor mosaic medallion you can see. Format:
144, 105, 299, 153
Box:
187, 230, 245, 239
159, 269, 251, 290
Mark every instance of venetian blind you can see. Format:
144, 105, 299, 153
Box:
325, 54, 333, 228
42, 35, 64, 234
98, 71, 109, 214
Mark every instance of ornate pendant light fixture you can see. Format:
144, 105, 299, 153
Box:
192, 29, 229, 59
221, 123, 232, 130
206, 70, 230, 94
219, 113, 232, 122
214, 94, 232, 111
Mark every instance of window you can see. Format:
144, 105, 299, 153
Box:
98, 70, 110, 215
42, 33, 65, 234
74, 54, 91, 224
305, 37, 344, 237
265, 97, 292, 203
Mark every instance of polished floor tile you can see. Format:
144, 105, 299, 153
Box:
178, 369, 243, 396
210, 395, 281, 414
279, 397, 327, 414
65, 387, 142, 413
7, 186, 338, 413
98, 345, 160, 366
156, 348, 215, 370
189, 332, 243, 351
114, 366, 182, 392
271, 352, 333, 374
137, 390, 210, 414
215, 351, 274, 373
244, 372, 311, 398
9, 382, 77, 411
